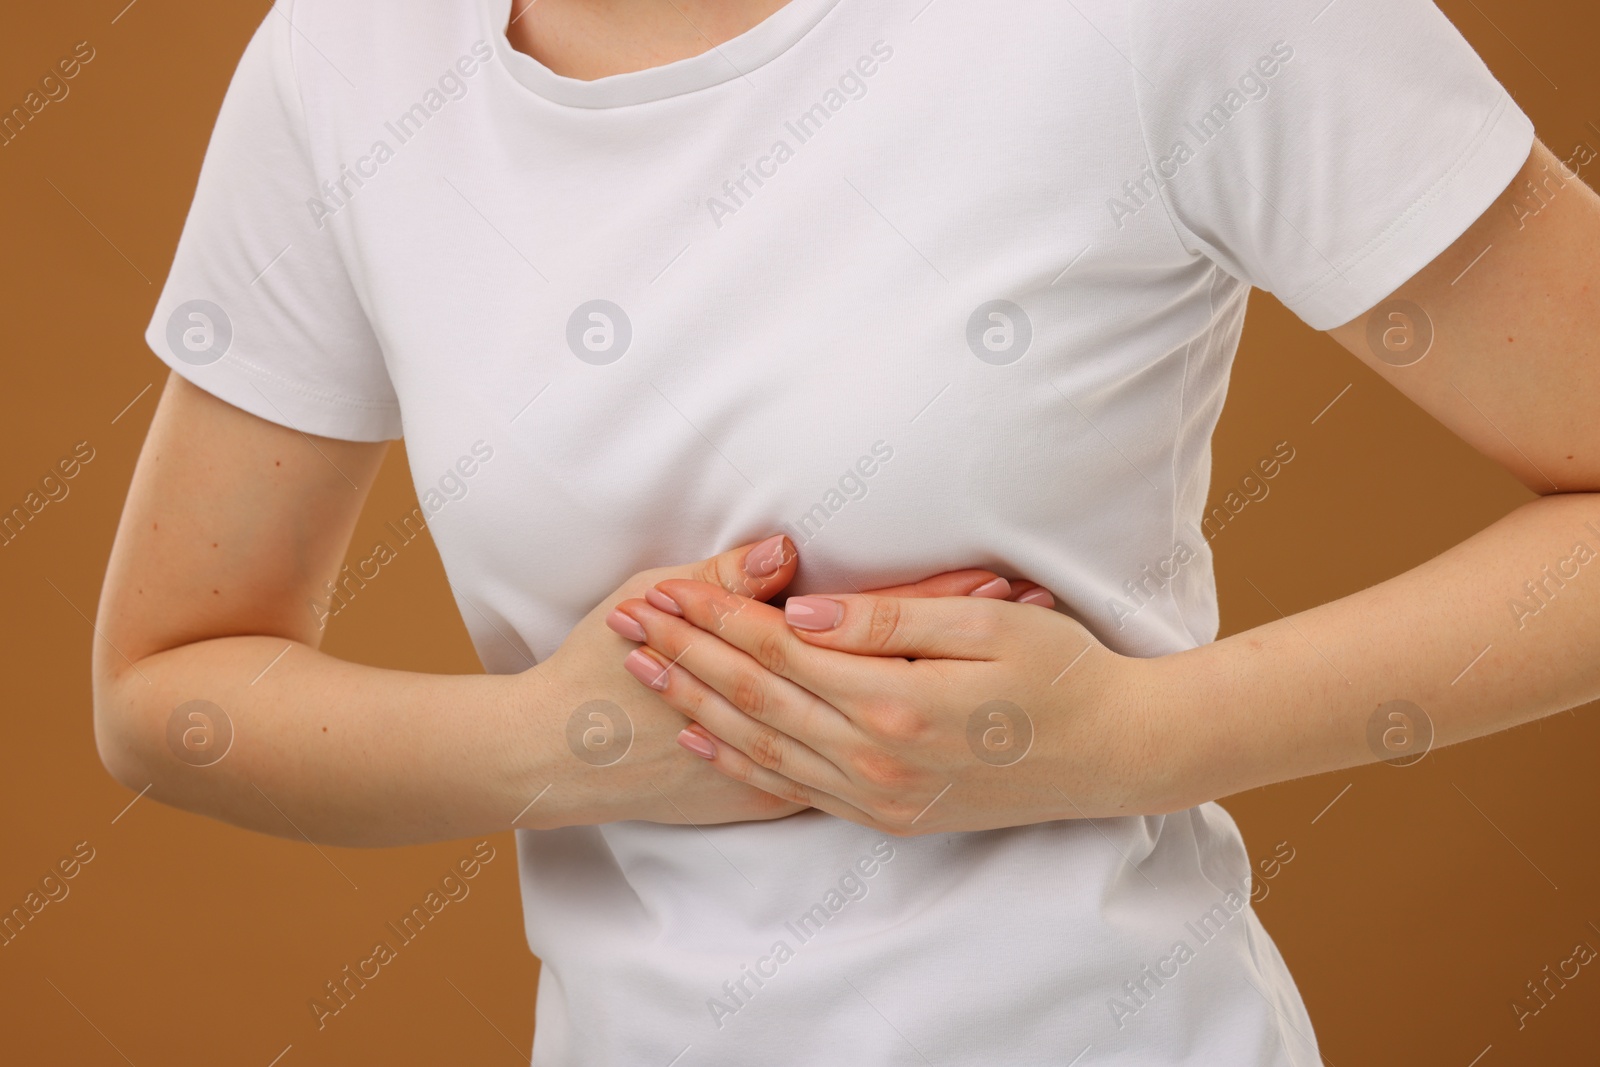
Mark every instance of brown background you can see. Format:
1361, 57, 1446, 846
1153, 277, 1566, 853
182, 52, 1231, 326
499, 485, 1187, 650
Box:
2, 1, 1597, 1063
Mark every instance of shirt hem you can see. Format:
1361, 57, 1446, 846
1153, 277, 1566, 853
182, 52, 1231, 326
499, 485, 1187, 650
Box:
141, 325, 403, 442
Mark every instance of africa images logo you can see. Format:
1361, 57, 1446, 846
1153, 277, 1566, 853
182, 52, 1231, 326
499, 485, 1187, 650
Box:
165, 299, 233, 366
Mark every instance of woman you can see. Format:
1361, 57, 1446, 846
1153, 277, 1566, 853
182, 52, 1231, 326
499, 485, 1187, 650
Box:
94, 0, 1600, 1062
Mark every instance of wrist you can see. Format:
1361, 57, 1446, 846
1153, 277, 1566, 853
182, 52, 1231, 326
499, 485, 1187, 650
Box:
1146, 617, 1408, 812
512, 649, 674, 831
497, 657, 589, 832
1120, 643, 1216, 819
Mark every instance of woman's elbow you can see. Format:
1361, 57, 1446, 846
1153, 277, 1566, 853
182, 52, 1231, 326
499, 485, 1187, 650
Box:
90, 661, 154, 792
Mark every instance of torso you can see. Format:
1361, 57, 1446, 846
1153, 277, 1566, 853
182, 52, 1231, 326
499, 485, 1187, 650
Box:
215, 0, 1331, 1060
154, 0, 1537, 1055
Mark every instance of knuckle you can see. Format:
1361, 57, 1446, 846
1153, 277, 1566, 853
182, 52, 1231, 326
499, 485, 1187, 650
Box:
862, 700, 928, 746
850, 745, 915, 792
709, 555, 755, 597
747, 725, 787, 773
728, 670, 770, 721
688, 560, 746, 598
726, 757, 761, 786
872, 802, 920, 834
673, 682, 706, 719
775, 777, 812, 807
682, 685, 725, 725
864, 598, 905, 648
751, 629, 789, 675
689, 558, 723, 586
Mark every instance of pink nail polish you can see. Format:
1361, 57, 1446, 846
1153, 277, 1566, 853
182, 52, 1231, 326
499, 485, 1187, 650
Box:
1017, 588, 1054, 607
744, 535, 788, 578
624, 648, 670, 691
677, 728, 717, 760
972, 577, 1011, 599
645, 587, 683, 616
606, 609, 648, 643
786, 595, 843, 631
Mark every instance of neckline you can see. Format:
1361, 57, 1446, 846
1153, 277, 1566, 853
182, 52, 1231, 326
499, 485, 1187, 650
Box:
480, 0, 844, 109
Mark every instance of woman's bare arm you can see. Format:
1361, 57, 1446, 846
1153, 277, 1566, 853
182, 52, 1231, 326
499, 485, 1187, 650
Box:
91, 373, 817, 847
92, 373, 549, 846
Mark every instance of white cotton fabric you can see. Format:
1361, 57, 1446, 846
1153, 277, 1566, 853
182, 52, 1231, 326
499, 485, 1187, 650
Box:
144, 0, 1533, 1061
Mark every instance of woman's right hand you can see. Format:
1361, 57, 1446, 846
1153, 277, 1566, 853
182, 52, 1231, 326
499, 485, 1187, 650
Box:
525, 536, 1051, 830
526, 535, 807, 828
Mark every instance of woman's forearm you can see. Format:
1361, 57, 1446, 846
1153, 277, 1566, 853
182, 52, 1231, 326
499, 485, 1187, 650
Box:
93, 635, 542, 848
90, 535, 842, 847
1156, 491, 1600, 805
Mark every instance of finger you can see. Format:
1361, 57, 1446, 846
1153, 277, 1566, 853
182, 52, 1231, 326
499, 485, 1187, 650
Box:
648, 579, 915, 695
635, 534, 799, 609
677, 533, 798, 602
612, 597, 859, 753
782, 591, 1010, 660
1005, 580, 1056, 609
676, 724, 893, 833
670, 724, 812, 811
619, 641, 856, 796
858, 569, 1010, 599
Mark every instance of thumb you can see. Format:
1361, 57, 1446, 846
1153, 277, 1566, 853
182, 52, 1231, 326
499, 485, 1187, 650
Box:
652, 534, 798, 604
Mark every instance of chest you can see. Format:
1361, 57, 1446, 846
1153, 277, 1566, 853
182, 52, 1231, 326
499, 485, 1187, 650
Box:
316, 2, 1222, 629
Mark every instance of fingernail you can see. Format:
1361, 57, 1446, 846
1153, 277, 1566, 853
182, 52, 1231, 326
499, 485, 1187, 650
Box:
786, 595, 843, 631
1017, 588, 1055, 608
972, 577, 1012, 599
624, 648, 670, 691
606, 609, 648, 643
645, 587, 683, 616
744, 535, 789, 578
677, 727, 717, 760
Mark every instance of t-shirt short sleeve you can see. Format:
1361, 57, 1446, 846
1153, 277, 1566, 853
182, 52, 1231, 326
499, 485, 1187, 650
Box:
1128, 0, 1536, 331
143, 4, 402, 441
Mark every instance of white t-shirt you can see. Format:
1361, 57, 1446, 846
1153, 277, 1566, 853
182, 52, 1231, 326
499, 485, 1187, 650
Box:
145, 0, 1532, 1061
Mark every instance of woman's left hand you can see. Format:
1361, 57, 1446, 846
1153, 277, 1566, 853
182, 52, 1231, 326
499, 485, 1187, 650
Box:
607, 577, 1190, 836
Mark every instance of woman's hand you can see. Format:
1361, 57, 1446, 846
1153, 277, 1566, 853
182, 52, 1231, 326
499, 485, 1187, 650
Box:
536, 536, 1045, 830
532, 535, 808, 829
607, 570, 1184, 836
